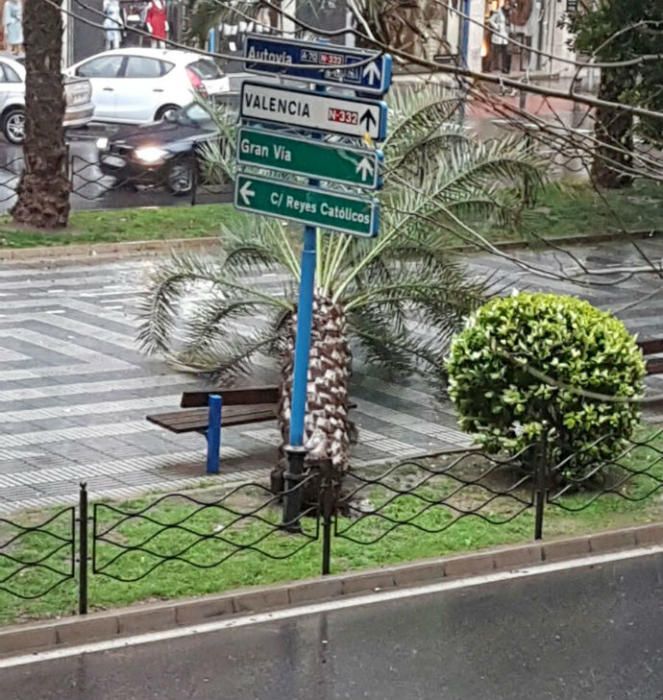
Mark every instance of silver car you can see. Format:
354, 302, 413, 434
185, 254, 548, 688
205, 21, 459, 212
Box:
0, 56, 94, 144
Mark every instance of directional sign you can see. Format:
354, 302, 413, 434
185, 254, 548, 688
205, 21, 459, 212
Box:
244, 34, 393, 95
234, 174, 379, 238
237, 127, 382, 190
241, 81, 388, 141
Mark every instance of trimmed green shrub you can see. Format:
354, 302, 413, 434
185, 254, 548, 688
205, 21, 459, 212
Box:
446, 292, 646, 481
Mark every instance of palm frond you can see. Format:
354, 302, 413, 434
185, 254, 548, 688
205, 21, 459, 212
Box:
167, 327, 281, 382
139, 84, 546, 401
219, 215, 301, 280
136, 252, 224, 355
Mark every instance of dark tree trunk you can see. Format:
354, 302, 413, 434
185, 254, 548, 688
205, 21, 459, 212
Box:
592, 69, 634, 189
272, 292, 352, 501
11, 0, 70, 228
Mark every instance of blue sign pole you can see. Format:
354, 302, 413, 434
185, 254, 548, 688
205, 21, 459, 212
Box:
289, 223, 316, 450
282, 86, 325, 532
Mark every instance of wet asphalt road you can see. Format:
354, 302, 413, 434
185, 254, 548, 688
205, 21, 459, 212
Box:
3, 552, 663, 700
0, 129, 232, 213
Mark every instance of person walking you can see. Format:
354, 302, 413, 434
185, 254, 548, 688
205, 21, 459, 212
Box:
488, 4, 509, 73
3, 0, 23, 56
103, 0, 123, 50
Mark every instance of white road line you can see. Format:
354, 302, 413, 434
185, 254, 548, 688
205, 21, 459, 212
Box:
1, 545, 661, 669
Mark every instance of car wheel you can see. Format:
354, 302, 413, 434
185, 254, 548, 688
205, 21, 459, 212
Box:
167, 159, 194, 196
155, 104, 179, 122
3, 108, 25, 145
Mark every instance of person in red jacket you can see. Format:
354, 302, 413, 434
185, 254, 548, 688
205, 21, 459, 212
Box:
145, 0, 168, 48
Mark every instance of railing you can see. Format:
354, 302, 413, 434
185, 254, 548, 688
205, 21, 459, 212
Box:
0, 506, 76, 600
2, 430, 663, 616
547, 430, 663, 513
92, 477, 320, 584
0, 152, 232, 212
333, 447, 534, 545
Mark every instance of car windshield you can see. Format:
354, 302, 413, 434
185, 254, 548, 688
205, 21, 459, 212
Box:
177, 103, 214, 126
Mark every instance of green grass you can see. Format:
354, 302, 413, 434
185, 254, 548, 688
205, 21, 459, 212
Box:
0, 179, 662, 250
0, 204, 243, 249
500, 178, 663, 242
2, 431, 662, 627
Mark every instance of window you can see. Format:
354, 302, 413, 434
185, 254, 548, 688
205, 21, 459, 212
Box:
0, 63, 21, 83
124, 57, 172, 78
179, 102, 213, 125
76, 55, 123, 78
187, 60, 223, 80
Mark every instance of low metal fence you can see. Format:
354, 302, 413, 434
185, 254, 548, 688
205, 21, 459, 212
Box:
0, 506, 76, 600
0, 152, 231, 211
2, 430, 663, 616
92, 477, 320, 585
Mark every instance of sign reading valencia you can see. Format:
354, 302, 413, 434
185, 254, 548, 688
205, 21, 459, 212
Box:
240, 81, 388, 141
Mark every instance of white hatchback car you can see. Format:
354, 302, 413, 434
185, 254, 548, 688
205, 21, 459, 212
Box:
66, 49, 229, 125
0, 56, 94, 144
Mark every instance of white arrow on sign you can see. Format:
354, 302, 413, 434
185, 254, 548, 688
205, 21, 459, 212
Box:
239, 180, 255, 206
241, 82, 386, 140
362, 61, 381, 86
355, 157, 375, 182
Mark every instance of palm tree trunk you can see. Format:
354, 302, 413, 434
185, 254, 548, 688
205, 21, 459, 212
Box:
272, 290, 352, 499
11, 0, 70, 228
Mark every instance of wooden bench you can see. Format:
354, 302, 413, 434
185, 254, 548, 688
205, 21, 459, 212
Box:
638, 338, 663, 376
147, 385, 357, 475
147, 386, 281, 474
146, 338, 662, 475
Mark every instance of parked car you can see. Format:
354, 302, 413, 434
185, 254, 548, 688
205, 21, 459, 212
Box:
66, 49, 230, 125
0, 56, 94, 144
96, 97, 238, 195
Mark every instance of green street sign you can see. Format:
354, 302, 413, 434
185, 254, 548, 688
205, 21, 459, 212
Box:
237, 127, 382, 190
235, 174, 379, 237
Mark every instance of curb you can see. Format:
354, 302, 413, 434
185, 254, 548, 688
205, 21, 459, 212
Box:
0, 236, 220, 263
1, 229, 660, 265
1, 522, 662, 659
447, 228, 662, 256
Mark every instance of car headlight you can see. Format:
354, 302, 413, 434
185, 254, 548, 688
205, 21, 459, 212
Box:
96, 137, 109, 151
134, 146, 168, 164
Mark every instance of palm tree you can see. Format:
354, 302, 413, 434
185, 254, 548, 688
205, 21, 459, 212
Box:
137, 88, 544, 489
12, 0, 70, 228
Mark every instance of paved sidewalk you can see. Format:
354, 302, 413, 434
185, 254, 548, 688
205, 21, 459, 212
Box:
1, 236, 662, 513
0, 257, 470, 514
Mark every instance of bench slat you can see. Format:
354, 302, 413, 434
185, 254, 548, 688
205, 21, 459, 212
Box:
180, 385, 280, 409
639, 339, 663, 356
147, 403, 278, 434
646, 358, 663, 375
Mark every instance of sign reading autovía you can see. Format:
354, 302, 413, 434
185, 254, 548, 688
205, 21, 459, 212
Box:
237, 127, 382, 190
240, 81, 388, 141
244, 34, 393, 95
235, 175, 379, 237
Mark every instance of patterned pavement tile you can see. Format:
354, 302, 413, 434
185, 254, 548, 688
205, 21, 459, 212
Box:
1, 240, 662, 512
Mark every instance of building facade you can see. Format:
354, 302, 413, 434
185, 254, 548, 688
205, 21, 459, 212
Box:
60, 0, 576, 77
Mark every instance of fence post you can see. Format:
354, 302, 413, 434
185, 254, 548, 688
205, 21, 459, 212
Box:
190, 160, 198, 207
282, 445, 306, 533
66, 144, 73, 193
319, 459, 336, 576
78, 482, 89, 615
534, 437, 548, 541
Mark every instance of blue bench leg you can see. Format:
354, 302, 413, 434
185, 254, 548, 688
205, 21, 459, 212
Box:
206, 394, 222, 475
